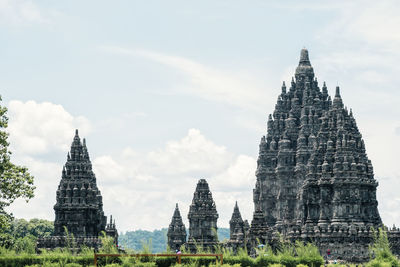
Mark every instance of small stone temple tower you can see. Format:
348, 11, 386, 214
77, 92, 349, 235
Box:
229, 202, 244, 239
53, 130, 107, 237
187, 179, 219, 251
106, 215, 119, 245
167, 203, 187, 250
227, 201, 249, 251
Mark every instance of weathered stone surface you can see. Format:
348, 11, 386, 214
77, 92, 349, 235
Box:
37, 130, 118, 250
167, 203, 187, 250
227, 201, 249, 252
106, 215, 118, 245
186, 179, 218, 252
53, 130, 106, 237
246, 49, 398, 262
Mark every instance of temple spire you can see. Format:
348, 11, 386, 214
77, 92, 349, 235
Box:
167, 203, 186, 250
299, 48, 311, 66
295, 48, 314, 81
333, 86, 343, 108
187, 179, 219, 252
53, 130, 110, 239
173, 203, 181, 217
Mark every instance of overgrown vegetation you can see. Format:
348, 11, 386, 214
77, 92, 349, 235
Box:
1, 220, 399, 267
0, 218, 54, 253
367, 227, 400, 267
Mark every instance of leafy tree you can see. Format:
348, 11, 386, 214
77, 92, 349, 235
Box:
1, 218, 53, 251
0, 95, 35, 231
368, 227, 399, 267
9, 218, 54, 239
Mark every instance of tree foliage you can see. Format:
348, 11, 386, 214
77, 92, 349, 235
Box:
118, 228, 230, 253
0, 217, 54, 251
0, 96, 35, 230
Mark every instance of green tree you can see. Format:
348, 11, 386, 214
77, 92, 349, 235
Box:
8, 218, 54, 239
0, 96, 35, 231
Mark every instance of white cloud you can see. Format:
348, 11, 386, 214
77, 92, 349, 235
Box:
346, 1, 400, 51
99, 45, 275, 112
5, 100, 92, 221
0, 0, 50, 26
212, 154, 256, 191
92, 128, 256, 232
147, 128, 233, 175
7, 100, 91, 155
6, 156, 61, 221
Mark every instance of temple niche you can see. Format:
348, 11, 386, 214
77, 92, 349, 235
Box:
186, 179, 219, 252
37, 130, 118, 251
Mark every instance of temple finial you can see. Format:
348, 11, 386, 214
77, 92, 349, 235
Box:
333, 86, 343, 108
335, 86, 341, 97
295, 48, 314, 79
299, 48, 310, 65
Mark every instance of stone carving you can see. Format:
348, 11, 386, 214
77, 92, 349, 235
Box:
167, 203, 187, 250
186, 179, 219, 252
246, 49, 399, 262
37, 130, 118, 251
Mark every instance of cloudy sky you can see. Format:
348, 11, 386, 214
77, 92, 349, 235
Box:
2, 0, 400, 233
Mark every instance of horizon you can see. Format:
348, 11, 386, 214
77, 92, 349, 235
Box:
2, 0, 400, 232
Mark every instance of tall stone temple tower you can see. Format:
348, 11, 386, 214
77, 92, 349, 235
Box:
248, 49, 390, 261
54, 130, 107, 236
167, 203, 187, 250
187, 179, 219, 251
37, 130, 118, 251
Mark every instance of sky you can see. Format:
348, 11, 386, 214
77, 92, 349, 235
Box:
2, 0, 400, 233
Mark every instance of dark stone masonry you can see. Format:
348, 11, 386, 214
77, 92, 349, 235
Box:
186, 179, 219, 252
247, 49, 400, 261
31, 49, 399, 260
247, 48, 386, 262
227, 201, 249, 252
167, 203, 187, 250
167, 49, 400, 262
37, 130, 118, 251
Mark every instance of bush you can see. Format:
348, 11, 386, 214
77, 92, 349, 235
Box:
209, 264, 240, 267
224, 255, 255, 266
0, 254, 93, 267
154, 256, 177, 267
279, 254, 299, 267
297, 256, 324, 267
255, 254, 279, 267
367, 258, 399, 267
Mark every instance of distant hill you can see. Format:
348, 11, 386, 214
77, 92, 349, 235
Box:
119, 228, 230, 253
